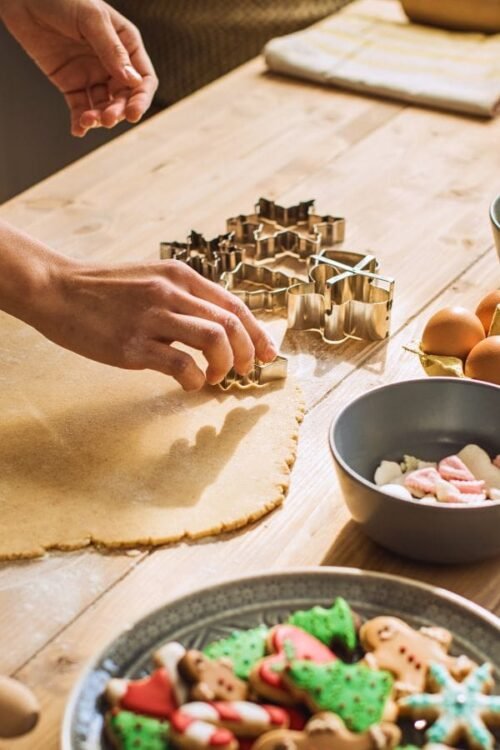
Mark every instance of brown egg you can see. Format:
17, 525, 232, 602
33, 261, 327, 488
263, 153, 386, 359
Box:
475, 290, 500, 334
465, 336, 500, 385
421, 306, 485, 360
0, 676, 39, 738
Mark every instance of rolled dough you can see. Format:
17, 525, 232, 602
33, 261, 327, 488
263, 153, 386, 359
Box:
0, 314, 303, 560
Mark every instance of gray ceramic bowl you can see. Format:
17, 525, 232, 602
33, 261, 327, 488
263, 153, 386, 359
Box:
490, 194, 500, 261
330, 378, 500, 564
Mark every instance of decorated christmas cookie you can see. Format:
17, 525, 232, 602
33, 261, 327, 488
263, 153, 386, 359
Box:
360, 616, 473, 694
249, 624, 336, 705
399, 662, 500, 750
203, 626, 269, 680
106, 668, 179, 719
287, 597, 359, 652
106, 709, 170, 750
178, 650, 248, 702
252, 712, 401, 750
175, 701, 289, 737
154, 641, 189, 706
283, 659, 397, 732
169, 710, 237, 750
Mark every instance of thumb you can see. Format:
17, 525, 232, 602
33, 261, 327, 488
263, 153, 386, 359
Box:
80, 4, 142, 86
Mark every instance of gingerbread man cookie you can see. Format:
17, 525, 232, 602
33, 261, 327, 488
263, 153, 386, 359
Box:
399, 662, 500, 750
179, 650, 248, 702
105, 709, 170, 750
249, 625, 336, 705
253, 712, 401, 750
360, 616, 473, 694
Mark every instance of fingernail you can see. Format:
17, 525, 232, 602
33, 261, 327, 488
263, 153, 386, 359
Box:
264, 343, 278, 362
124, 64, 142, 83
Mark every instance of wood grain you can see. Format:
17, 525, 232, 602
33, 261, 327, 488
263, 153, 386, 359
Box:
0, 7, 499, 745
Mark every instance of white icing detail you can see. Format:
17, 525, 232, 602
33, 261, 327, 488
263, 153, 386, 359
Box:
154, 641, 188, 705
186, 720, 218, 744
181, 703, 219, 722
379, 483, 413, 501
374, 461, 402, 486
231, 701, 269, 724
106, 678, 128, 703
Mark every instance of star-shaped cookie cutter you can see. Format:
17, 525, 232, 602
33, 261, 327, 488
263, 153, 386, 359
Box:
160, 231, 243, 283
287, 249, 394, 343
226, 198, 345, 263
220, 262, 303, 312
219, 356, 288, 390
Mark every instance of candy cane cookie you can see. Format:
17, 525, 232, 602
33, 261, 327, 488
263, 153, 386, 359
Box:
176, 701, 289, 737
169, 711, 237, 750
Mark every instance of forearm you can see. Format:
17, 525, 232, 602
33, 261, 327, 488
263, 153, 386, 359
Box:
0, 219, 74, 326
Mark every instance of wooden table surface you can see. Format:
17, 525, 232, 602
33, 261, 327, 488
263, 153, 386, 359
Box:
1, 34, 500, 750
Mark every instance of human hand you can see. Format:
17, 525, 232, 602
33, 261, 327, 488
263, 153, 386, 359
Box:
0, 0, 158, 136
36, 259, 278, 391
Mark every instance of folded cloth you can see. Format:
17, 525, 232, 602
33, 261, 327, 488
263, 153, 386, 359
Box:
264, 0, 500, 117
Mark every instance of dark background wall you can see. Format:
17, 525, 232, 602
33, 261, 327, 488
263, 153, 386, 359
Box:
0, 24, 128, 204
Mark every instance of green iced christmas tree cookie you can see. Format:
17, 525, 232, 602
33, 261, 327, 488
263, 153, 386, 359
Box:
287, 596, 358, 651
285, 659, 394, 733
203, 624, 269, 680
107, 709, 170, 750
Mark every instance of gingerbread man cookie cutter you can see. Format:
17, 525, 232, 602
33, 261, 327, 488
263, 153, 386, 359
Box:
219, 356, 288, 391
287, 250, 394, 344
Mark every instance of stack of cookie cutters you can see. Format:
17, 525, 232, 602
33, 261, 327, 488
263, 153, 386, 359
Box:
160, 198, 395, 383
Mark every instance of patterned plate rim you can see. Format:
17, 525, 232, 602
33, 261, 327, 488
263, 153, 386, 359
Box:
61, 565, 500, 749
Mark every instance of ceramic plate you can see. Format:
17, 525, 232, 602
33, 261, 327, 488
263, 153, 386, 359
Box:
62, 567, 500, 750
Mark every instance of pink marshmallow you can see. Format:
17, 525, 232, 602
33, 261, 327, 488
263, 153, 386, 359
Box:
404, 467, 441, 497
438, 455, 475, 481
449, 479, 486, 494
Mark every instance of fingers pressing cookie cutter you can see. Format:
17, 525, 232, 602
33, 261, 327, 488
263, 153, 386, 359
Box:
226, 197, 345, 263
288, 250, 395, 343
218, 356, 288, 391
220, 262, 302, 312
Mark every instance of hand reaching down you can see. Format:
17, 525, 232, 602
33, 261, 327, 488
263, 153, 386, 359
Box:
0, 0, 158, 136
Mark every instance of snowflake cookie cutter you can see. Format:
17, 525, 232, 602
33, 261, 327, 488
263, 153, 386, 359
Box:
160, 231, 243, 283
287, 249, 395, 343
226, 197, 345, 263
220, 262, 303, 312
219, 356, 288, 390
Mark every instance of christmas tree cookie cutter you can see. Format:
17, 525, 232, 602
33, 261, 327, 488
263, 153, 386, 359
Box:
219, 356, 288, 390
220, 262, 303, 312
226, 197, 345, 263
287, 249, 395, 343
160, 231, 243, 283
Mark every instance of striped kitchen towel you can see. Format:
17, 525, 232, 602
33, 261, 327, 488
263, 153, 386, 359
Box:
264, 0, 500, 117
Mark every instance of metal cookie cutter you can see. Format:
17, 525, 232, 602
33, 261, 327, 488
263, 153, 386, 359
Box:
219, 356, 288, 390
160, 231, 243, 283
220, 262, 302, 312
288, 250, 395, 343
226, 198, 345, 263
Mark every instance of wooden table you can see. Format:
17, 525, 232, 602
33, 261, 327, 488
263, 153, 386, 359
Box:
1, 35, 499, 750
